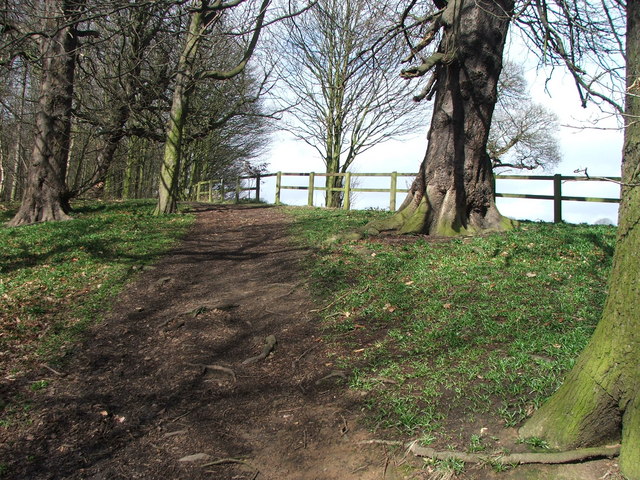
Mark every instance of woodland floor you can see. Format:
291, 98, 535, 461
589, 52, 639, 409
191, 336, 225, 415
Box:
1, 204, 621, 479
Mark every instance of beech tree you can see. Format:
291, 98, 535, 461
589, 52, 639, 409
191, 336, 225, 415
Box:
373, 1, 636, 476
276, 0, 425, 208
181, 71, 273, 192
65, 1, 175, 199
0, 61, 33, 202
519, 3, 638, 478
366, 0, 622, 236
154, 0, 275, 215
6, 0, 87, 226
367, 0, 516, 236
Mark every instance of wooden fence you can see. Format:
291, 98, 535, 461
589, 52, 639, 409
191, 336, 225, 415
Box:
192, 172, 621, 223
193, 175, 261, 204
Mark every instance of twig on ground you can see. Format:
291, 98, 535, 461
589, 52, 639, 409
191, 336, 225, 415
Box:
202, 457, 260, 478
163, 430, 187, 438
339, 414, 349, 435
170, 407, 199, 423
309, 285, 370, 314
370, 376, 398, 385
292, 344, 319, 370
42, 364, 65, 376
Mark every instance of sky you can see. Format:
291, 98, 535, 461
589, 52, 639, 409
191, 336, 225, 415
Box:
259, 38, 624, 226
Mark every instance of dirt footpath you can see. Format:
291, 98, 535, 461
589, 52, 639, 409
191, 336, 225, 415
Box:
3, 205, 392, 480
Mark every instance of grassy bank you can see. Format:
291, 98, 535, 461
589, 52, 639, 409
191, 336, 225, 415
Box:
288, 207, 616, 447
0, 200, 194, 386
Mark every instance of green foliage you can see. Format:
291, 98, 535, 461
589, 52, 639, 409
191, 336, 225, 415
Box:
518, 436, 550, 450
427, 457, 466, 475
29, 380, 49, 392
288, 208, 615, 440
0, 200, 194, 375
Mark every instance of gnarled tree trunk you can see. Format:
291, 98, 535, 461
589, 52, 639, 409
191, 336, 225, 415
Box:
369, 0, 514, 236
7, 0, 84, 226
519, 4, 640, 478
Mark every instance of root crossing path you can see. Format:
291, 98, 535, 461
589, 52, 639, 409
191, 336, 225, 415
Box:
4, 205, 387, 480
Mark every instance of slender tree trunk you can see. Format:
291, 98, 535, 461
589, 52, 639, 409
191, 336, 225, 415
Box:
67, 107, 129, 199
155, 79, 191, 214
368, 0, 514, 236
7, 0, 84, 226
154, 5, 203, 215
0, 140, 5, 196
122, 139, 136, 200
325, 151, 343, 208
519, 5, 640, 478
1, 65, 28, 202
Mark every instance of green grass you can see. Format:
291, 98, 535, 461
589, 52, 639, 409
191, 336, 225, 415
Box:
0, 199, 194, 380
287, 207, 616, 441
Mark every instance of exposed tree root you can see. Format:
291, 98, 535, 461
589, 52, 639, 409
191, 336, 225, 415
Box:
315, 370, 347, 385
242, 335, 277, 365
409, 442, 621, 465
201, 457, 254, 467
202, 457, 260, 479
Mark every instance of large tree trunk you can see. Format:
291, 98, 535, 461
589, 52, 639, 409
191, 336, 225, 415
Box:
369, 0, 514, 236
519, 5, 640, 478
7, 0, 84, 226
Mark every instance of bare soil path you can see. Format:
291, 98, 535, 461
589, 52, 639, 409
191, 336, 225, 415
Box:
3, 205, 389, 480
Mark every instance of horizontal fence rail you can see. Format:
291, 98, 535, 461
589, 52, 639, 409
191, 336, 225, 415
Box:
191, 172, 621, 223
193, 175, 261, 203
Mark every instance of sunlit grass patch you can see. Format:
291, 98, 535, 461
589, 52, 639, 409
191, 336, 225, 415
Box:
0, 199, 194, 378
288, 207, 615, 441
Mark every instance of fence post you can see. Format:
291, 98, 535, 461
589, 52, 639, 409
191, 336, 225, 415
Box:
390, 172, 398, 211
553, 174, 562, 223
208, 181, 212, 203
308, 172, 315, 206
235, 177, 241, 203
491, 175, 496, 201
220, 179, 225, 202
344, 172, 352, 210
255, 174, 261, 201
275, 171, 282, 205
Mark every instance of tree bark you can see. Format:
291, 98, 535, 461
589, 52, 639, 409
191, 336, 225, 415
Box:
7, 0, 84, 226
369, 0, 514, 236
9, 0, 84, 226
325, 153, 343, 208
1, 65, 28, 202
154, 4, 202, 215
154, 67, 192, 214
519, 4, 640, 479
